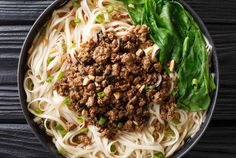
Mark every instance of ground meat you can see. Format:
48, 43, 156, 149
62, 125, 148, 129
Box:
55, 25, 176, 139
65, 122, 76, 131
76, 134, 91, 146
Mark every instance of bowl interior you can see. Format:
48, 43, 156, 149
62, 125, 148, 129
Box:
17, 0, 219, 158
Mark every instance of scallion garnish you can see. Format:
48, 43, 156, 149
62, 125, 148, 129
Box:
57, 71, 64, 80
97, 91, 105, 98
72, 0, 81, 8
78, 117, 84, 124
98, 116, 106, 126
27, 80, 33, 90
154, 152, 164, 158
55, 124, 67, 136
117, 122, 123, 128
34, 108, 43, 114
47, 57, 54, 64
63, 97, 72, 105
46, 76, 53, 83
79, 127, 89, 133
110, 145, 116, 153
95, 14, 105, 24
74, 18, 81, 24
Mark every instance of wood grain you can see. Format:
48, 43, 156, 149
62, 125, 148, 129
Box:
0, 0, 236, 157
0, 123, 235, 158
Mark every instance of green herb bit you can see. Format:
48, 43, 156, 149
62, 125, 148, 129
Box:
110, 145, 116, 153
172, 118, 181, 124
55, 124, 67, 137
98, 116, 106, 126
164, 128, 174, 138
74, 18, 82, 24
28, 80, 33, 90
47, 57, 54, 65
72, 0, 81, 8
97, 91, 105, 98
78, 117, 84, 124
95, 14, 105, 24
34, 108, 43, 114
106, 5, 115, 13
39, 123, 46, 131
63, 97, 72, 105
79, 127, 89, 133
58, 147, 66, 154
154, 152, 164, 158
46, 76, 53, 83
57, 71, 64, 80
117, 122, 123, 128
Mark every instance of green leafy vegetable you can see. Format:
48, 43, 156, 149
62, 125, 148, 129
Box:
154, 152, 164, 158
34, 108, 43, 114
144, 84, 156, 92
119, 0, 216, 112
55, 124, 67, 136
97, 91, 105, 98
98, 116, 106, 126
63, 97, 72, 105
57, 72, 64, 80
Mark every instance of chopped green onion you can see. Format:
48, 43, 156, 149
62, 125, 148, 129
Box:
63, 97, 72, 105
171, 90, 177, 97
106, 5, 114, 13
70, 43, 76, 49
117, 122, 123, 128
79, 127, 89, 133
172, 118, 180, 124
34, 108, 43, 114
27, 80, 33, 90
164, 128, 174, 138
154, 152, 164, 158
58, 147, 66, 154
39, 123, 45, 131
98, 116, 106, 126
78, 117, 84, 124
97, 91, 105, 98
110, 145, 116, 153
46, 76, 53, 83
47, 57, 54, 64
147, 84, 156, 90
163, 65, 171, 73
72, 0, 81, 8
74, 18, 82, 24
95, 14, 105, 24
55, 124, 67, 137
57, 71, 64, 80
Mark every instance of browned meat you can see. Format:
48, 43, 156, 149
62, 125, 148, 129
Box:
76, 134, 91, 146
55, 25, 176, 139
65, 122, 77, 131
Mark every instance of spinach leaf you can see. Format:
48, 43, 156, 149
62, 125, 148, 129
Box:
119, 0, 215, 111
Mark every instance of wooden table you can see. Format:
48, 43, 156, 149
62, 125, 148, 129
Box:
0, 0, 236, 157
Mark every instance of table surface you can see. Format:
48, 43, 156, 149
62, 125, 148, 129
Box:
0, 0, 236, 158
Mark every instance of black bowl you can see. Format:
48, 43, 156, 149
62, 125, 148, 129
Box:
17, 0, 219, 157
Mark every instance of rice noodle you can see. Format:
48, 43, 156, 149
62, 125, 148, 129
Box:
24, 0, 210, 157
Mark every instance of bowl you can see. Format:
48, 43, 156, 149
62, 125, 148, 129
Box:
17, 0, 219, 157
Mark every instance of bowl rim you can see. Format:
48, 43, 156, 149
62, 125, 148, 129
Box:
17, 0, 219, 158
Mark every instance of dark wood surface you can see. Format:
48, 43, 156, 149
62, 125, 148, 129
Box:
0, 0, 236, 157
